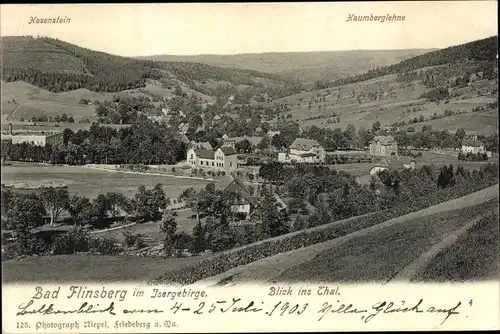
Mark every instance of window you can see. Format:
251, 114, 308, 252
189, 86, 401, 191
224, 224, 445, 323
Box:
212, 162, 214, 166
190, 154, 193, 159
230, 162, 232, 167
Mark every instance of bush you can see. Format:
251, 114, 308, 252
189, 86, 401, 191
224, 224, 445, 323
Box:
52, 228, 90, 255
123, 231, 146, 249
89, 237, 122, 255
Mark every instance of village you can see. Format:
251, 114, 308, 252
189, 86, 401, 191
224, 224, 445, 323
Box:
0, 10, 498, 290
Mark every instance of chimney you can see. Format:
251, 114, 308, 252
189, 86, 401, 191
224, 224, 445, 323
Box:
8, 123, 13, 135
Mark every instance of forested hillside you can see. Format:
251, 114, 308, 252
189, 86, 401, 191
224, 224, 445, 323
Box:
332, 36, 498, 87
1, 36, 162, 92
0, 36, 295, 97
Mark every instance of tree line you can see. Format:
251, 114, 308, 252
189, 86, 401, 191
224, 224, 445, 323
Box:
1, 120, 187, 165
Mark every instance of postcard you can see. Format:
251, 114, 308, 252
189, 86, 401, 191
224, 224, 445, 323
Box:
1, 2, 499, 333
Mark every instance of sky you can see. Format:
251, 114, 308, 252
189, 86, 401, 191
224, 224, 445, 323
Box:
1, 2, 498, 57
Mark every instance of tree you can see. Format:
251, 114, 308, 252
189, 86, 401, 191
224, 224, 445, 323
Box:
293, 215, 307, 231
92, 193, 112, 223
105, 192, 129, 219
132, 185, 157, 222
68, 195, 95, 226
152, 183, 168, 212
189, 219, 206, 255
257, 136, 271, 150
372, 121, 381, 132
3, 193, 46, 231
259, 186, 290, 237
173, 231, 193, 257
454, 128, 466, 140
160, 211, 177, 256
235, 139, 252, 153
208, 223, 236, 252
40, 187, 70, 226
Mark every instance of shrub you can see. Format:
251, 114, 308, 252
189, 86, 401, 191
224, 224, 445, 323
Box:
89, 237, 122, 255
123, 231, 145, 249
52, 228, 90, 255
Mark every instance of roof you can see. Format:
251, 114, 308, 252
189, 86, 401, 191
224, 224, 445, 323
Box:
462, 137, 484, 147
290, 138, 321, 151
221, 147, 237, 156
227, 136, 263, 146
178, 134, 190, 144
370, 156, 415, 170
192, 141, 213, 151
299, 152, 318, 158
223, 178, 259, 207
195, 149, 215, 159
370, 135, 396, 145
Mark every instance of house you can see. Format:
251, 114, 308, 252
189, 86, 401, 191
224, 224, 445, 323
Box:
178, 123, 189, 134
186, 141, 238, 171
461, 134, 486, 154
267, 130, 281, 137
226, 136, 263, 147
278, 138, 325, 163
223, 177, 287, 217
222, 134, 229, 140
369, 135, 398, 156
166, 197, 186, 211
223, 178, 259, 215
369, 156, 416, 175
191, 141, 213, 151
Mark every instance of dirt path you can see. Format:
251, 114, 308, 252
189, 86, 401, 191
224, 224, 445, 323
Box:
89, 222, 137, 234
386, 216, 485, 283
194, 184, 499, 286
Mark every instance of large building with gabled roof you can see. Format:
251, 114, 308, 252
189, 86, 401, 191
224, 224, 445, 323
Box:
369, 135, 398, 156
186, 141, 238, 171
278, 138, 325, 163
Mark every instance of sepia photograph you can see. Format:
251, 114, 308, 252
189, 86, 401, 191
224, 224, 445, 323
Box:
1, 1, 498, 292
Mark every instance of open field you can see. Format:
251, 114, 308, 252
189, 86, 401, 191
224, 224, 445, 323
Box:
2, 254, 207, 283
1, 164, 214, 199
275, 198, 498, 283
400, 109, 499, 135
9, 100, 96, 122
194, 184, 499, 285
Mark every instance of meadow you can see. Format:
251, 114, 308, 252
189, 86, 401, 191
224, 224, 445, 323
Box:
1, 164, 213, 199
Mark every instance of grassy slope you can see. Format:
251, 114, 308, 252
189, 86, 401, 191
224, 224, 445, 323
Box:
275, 198, 498, 283
415, 211, 499, 282
269, 73, 497, 134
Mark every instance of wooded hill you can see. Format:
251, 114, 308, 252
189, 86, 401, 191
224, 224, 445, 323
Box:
332, 36, 498, 87
0, 36, 296, 97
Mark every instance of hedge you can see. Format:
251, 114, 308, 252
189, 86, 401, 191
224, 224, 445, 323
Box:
152, 174, 498, 285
